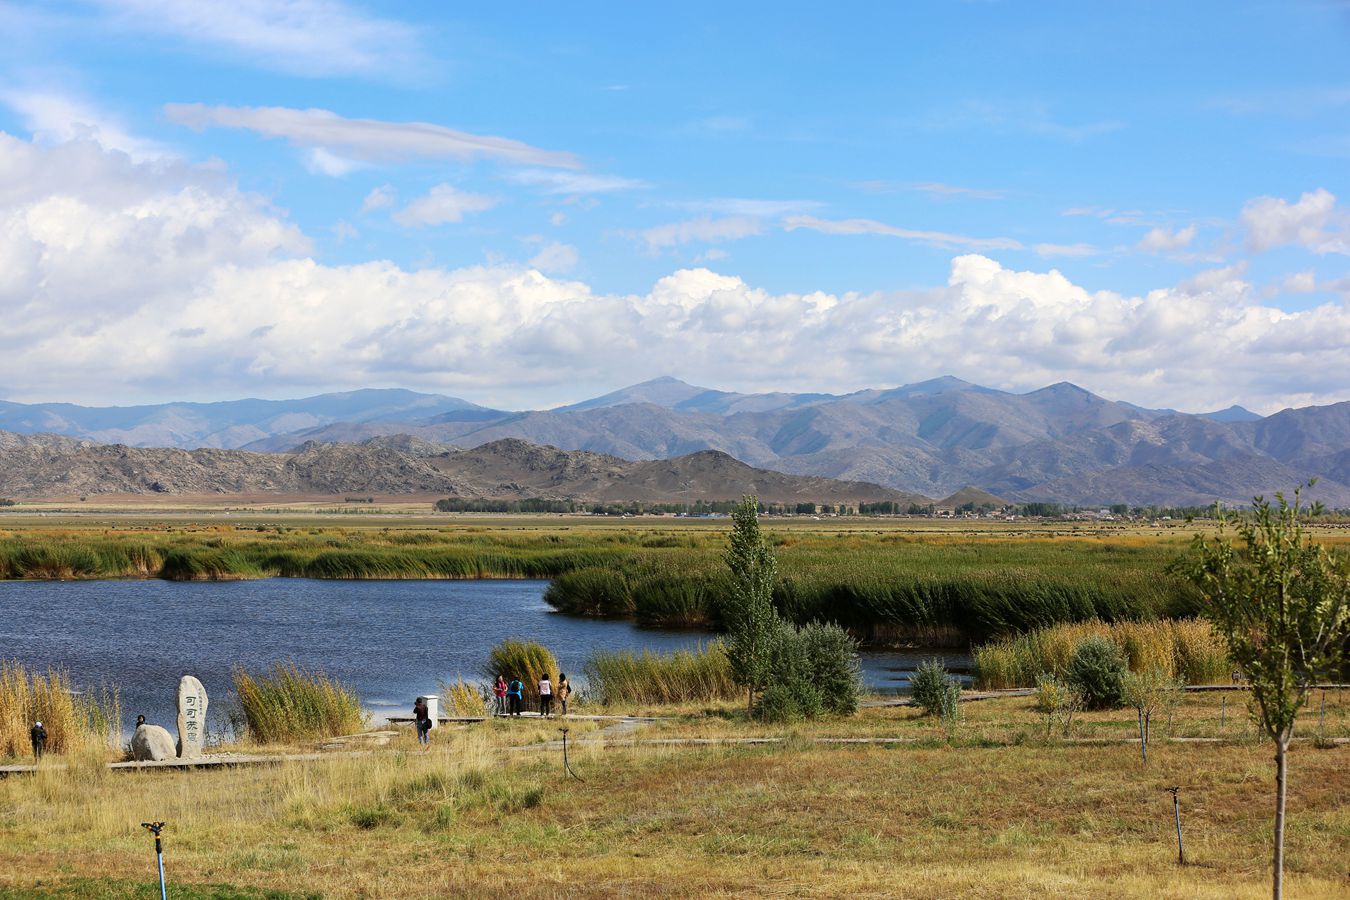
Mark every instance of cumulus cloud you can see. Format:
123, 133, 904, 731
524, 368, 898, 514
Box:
783, 215, 1023, 252
1, 133, 1348, 413
0, 89, 170, 161
1242, 188, 1349, 254
87, 0, 423, 79
165, 104, 579, 170
391, 184, 498, 227
1137, 224, 1197, 252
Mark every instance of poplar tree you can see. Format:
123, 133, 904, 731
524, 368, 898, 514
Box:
1182, 487, 1349, 899
723, 495, 779, 712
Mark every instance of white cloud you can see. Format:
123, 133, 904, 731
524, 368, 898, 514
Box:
528, 241, 578, 273
549, 211, 568, 227
0, 89, 170, 160
1281, 271, 1317, 294
1242, 188, 1349, 254
783, 215, 1023, 252
669, 197, 821, 217
1, 133, 1347, 414
360, 184, 396, 214
391, 184, 498, 227
87, 0, 423, 79
1034, 243, 1098, 258
1137, 224, 1197, 252
853, 180, 1004, 200
302, 147, 364, 176
506, 169, 647, 194
638, 216, 763, 251
165, 104, 579, 170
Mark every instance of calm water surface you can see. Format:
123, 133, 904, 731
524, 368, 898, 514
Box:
0, 579, 969, 736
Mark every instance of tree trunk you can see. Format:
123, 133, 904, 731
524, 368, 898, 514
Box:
1273, 738, 1288, 900
1138, 709, 1147, 765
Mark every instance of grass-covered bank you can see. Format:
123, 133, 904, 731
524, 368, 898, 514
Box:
2, 694, 1348, 898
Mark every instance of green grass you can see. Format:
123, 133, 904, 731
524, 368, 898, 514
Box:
583, 642, 739, 705
232, 663, 365, 744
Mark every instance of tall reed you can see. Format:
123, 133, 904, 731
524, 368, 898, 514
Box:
484, 640, 557, 704
232, 663, 365, 744
0, 660, 121, 758
440, 677, 489, 717
583, 642, 738, 705
973, 619, 1230, 689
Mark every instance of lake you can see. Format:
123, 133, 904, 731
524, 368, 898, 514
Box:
0, 579, 970, 737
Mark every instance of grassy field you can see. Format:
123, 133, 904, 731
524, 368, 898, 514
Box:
1, 693, 1348, 898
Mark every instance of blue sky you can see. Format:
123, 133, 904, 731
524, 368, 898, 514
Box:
0, 1, 1347, 412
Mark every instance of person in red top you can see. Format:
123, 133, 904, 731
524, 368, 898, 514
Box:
494, 675, 508, 716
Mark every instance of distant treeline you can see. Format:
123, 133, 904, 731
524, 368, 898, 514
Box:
434, 497, 862, 516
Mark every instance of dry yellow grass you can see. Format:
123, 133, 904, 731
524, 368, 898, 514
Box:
1, 696, 1347, 898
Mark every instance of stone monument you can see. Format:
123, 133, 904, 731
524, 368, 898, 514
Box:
176, 675, 209, 759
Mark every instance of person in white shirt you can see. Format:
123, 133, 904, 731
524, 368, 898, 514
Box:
538, 674, 553, 717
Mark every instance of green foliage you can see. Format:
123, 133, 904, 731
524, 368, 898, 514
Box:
232, 663, 365, 744
797, 622, 863, 715
1032, 673, 1070, 714
583, 642, 738, 705
484, 639, 557, 703
1066, 637, 1127, 710
910, 658, 959, 717
755, 622, 825, 722
1181, 489, 1350, 746
722, 496, 780, 708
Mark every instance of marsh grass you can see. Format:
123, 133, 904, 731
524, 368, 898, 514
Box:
440, 677, 489, 717
232, 663, 365, 744
973, 618, 1230, 689
0, 660, 120, 759
485, 640, 557, 704
583, 642, 739, 705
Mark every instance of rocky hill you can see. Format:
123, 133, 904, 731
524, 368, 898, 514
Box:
4, 377, 1349, 507
0, 433, 920, 506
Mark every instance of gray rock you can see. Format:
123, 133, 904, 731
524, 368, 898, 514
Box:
131, 724, 176, 762
176, 675, 208, 759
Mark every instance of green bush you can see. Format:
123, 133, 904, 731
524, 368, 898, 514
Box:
797, 622, 863, 715
756, 623, 825, 722
1067, 636, 1127, 710
910, 658, 958, 717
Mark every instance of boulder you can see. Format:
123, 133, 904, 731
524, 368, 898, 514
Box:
131, 724, 176, 762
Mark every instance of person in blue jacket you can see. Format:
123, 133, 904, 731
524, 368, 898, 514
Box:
507, 677, 524, 716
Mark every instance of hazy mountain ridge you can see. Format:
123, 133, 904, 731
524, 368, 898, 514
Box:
4, 378, 1348, 507
0, 433, 918, 506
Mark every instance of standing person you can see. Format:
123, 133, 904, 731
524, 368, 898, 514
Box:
413, 697, 431, 746
539, 673, 553, 717
30, 721, 47, 762
494, 675, 508, 716
556, 673, 572, 716
508, 677, 524, 716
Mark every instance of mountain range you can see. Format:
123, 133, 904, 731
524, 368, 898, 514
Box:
1, 376, 1346, 507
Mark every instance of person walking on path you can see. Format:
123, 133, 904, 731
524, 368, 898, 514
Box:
507, 677, 524, 716
494, 675, 508, 716
30, 721, 47, 761
539, 674, 553, 717
413, 697, 431, 745
557, 673, 572, 716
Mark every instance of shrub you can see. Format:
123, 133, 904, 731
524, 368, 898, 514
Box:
1033, 673, 1071, 714
440, 678, 488, 717
797, 622, 863, 715
232, 663, 365, 744
484, 640, 557, 704
756, 623, 825, 722
910, 658, 959, 717
1067, 637, 1126, 710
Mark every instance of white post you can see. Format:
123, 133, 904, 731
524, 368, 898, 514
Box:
420, 695, 440, 729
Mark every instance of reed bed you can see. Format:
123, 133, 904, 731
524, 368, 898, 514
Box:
484, 640, 557, 703
440, 677, 489, 717
583, 642, 739, 705
972, 618, 1231, 689
232, 663, 365, 744
0, 660, 121, 758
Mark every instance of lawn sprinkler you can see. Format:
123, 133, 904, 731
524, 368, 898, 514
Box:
141, 821, 168, 900
559, 727, 584, 782
1165, 788, 1184, 865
